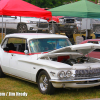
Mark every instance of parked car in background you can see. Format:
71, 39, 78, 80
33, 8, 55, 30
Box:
46, 16, 77, 35
92, 18, 100, 34
80, 39, 100, 59
0, 16, 49, 34
75, 17, 100, 34
41, 9, 77, 35
1, 33, 100, 94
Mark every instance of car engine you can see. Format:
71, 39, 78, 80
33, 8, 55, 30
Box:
52, 56, 89, 66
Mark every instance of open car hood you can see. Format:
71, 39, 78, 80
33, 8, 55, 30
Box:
38, 43, 100, 59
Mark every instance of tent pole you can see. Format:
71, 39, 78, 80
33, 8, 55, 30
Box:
80, 19, 82, 35
51, 17, 53, 34
20, 16, 21, 22
20, 16, 21, 32
38, 18, 40, 33
36, 18, 40, 33
2, 15, 3, 41
86, 18, 88, 39
5, 23, 6, 35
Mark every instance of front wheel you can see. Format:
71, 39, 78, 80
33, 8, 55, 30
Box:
38, 70, 55, 94
17, 24, 28, 33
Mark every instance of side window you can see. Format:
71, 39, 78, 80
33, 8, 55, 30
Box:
2, 37, 27, 52
88, 41, 98, 44
1, 38, 8, 48
8, 38, 26, 44
93, 49, 100, 52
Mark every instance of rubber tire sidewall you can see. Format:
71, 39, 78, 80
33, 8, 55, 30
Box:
0, 67, 5, 78
17, 24, 28, 33
38, 70, 55, 94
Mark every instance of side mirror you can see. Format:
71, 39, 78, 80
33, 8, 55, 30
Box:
3, 47, 9, 51
15, 16, 17, 19
11, 16, 17, 19
24, 50, 29, 55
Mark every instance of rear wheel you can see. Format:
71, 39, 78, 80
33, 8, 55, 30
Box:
38, 70, 55, 94
17, 24, 28, 33
0, 67, 5, 78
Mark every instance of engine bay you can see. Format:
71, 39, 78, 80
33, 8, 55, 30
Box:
51, 56, 89, 66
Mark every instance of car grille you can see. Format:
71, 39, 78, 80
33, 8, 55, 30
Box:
65, 19, 75, 23
37, 22, 48, 28
75, 68, 100, 79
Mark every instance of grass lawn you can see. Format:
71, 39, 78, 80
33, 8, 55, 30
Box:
0, 76, 100, 100
0, 33, 5, 43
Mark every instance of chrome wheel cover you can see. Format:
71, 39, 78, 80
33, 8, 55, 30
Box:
39, 75, 48, 91
18, 24, 27, 33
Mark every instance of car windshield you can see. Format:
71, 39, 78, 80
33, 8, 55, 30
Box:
29, 38, 72, 53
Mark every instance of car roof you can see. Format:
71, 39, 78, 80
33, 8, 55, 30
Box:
5, 33, 68, 40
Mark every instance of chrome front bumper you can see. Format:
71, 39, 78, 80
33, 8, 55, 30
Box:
50, 78, 100, 83
49, 78, 100, 88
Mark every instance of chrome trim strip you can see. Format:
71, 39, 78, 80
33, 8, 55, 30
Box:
49, 78, 100, 83
4, 72, 37, 84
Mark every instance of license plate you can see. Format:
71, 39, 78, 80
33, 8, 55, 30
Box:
70, 26, 73, 28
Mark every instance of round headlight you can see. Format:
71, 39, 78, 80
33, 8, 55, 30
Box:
66, 70, 72, 77
58, 71, 65, 79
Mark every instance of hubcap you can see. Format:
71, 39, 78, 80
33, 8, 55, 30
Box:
39, 75, 48, 91
18, 25, 27, 33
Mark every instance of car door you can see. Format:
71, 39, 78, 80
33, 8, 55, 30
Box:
5, 16, 18, 29
0, 16, 18, 29
0, 38, 12, 74
10, 53, 31, 80
1, 37, 31, 80
9, 38, 32, 80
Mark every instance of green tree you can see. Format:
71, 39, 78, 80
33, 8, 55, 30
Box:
24, 0, 79, 8
24, 0, 98, 8
91, 0, 96, 2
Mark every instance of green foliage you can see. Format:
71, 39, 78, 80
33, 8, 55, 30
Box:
1, 76, 100, 100
23, 0, 97, 8
23, 0, 80, 8
91, 0, 95, 2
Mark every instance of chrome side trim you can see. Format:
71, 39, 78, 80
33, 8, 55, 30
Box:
4, 72, 37, 84
49, 78, 100, 83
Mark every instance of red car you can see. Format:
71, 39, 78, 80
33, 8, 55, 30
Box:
80, 39, 100, 59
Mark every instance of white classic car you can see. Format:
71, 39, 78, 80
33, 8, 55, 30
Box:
0, 16, 49, 34
1, 33, 100, 94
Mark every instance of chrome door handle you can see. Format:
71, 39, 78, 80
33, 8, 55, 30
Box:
11, 54, 16, 56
